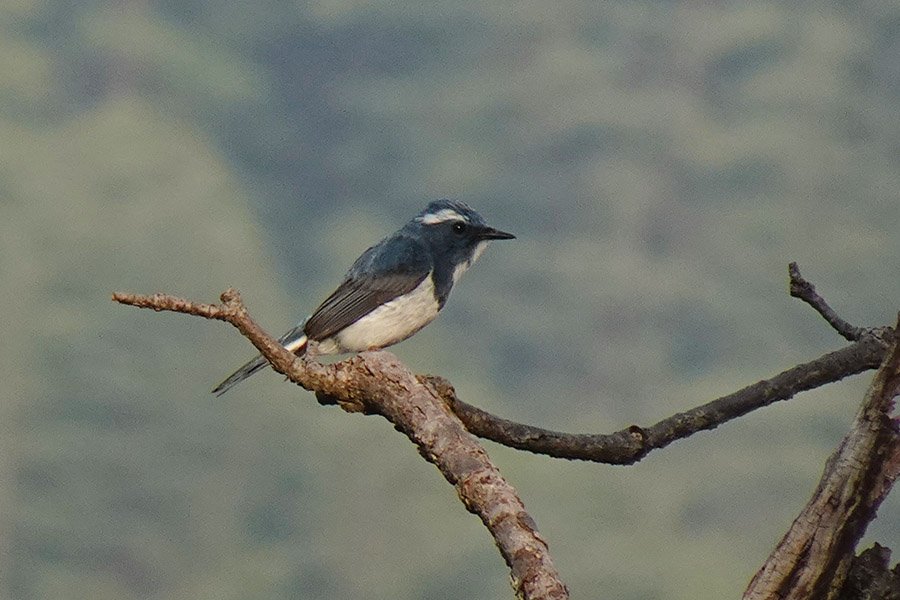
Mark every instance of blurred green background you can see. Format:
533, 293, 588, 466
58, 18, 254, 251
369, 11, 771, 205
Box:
2, 1, 899, 598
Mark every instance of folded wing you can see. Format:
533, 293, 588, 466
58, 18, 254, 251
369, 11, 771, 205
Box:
305, 235, 432, 341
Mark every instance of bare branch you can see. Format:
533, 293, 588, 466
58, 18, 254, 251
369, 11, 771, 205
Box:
789, 262, 868, 341
424, 264, 892, 463
113, 290, 569, 600
430, 337, 887, 464
744, 315, 900, 600
112, 276, 892, 472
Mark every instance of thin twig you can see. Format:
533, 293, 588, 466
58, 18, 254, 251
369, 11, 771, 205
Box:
789, 262, 868, 341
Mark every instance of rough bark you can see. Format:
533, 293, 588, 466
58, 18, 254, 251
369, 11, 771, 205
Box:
838, 544, 900, 600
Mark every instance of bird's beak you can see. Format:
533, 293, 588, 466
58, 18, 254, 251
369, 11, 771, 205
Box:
478, 227, 516, 240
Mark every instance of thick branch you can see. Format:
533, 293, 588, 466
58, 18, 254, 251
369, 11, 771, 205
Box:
112, 290, 569, 600
430, 337, 886, 464
744, 316, 900, 600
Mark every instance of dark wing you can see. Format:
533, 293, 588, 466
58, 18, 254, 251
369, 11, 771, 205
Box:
304, 234, 432, 342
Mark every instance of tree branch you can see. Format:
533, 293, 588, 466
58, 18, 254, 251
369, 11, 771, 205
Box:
744, 315, 900, 600
112, 265, 893, 471
420, 263, 890, 464
112, 290, 569, 600
112, 263, 898, 598
428, 336, 886, 465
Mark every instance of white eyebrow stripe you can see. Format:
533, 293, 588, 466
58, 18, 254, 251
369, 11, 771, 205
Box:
418, 208, 466, 225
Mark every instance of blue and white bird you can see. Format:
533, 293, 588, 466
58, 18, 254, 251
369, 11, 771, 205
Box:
212, 199, 515, 395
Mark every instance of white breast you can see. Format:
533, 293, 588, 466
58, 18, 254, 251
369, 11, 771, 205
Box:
316, 275, 441, 354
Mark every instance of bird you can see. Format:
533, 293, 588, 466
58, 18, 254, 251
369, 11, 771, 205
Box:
211, 199, 515, 396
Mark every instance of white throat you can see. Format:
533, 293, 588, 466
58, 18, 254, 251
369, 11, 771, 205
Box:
452, 240, 490, 284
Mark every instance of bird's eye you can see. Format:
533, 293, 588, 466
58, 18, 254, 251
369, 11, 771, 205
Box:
451, 222, 466, 234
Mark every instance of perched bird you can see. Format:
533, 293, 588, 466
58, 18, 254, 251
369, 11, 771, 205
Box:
212, 199, 515, 395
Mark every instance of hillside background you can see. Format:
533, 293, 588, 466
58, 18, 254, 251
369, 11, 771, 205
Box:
2, 1, 899, 598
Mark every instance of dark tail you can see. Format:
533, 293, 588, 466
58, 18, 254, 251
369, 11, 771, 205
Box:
211, 355, 271, 396
211, 323, 308, 396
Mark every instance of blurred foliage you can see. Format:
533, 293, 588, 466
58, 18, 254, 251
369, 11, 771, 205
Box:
1, 0, 899, 598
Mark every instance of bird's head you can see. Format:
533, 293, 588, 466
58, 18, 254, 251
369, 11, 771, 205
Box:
410, 199, 515, 276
